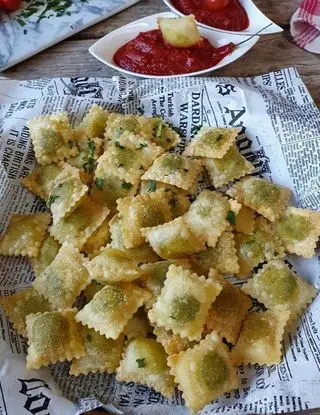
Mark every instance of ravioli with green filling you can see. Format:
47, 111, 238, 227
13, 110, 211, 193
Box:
275, 206, 320, 258
27, 112, 78, 165
33, 243, 91, 310
70, 327, 124, 376
227, 177, 291, 222
183, 126, 240, 159
0, 287, 51, 337
26, 309, 85, 369
167, 332, 238, 414
242, 259, 317, 322
116, 337, 175, 398
76, 282, 152, 339
148, 265, 222, 340
231, 311, 289, 366
142, 153, 201, 191
0, 213, 51, 257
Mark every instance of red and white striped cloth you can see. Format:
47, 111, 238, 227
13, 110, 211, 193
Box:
290, 0, 320, 53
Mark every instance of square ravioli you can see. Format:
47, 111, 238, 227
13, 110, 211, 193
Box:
183, 127, 240, 159
275, 206, 320, 258
49, 196, 109, 249
69, 327, 124, 376
31, 234, 60, 277
47, 164, 88, 224
142, 153, 202, 191
153, 326, 197, 355
227, 177, 292, 222
26, 309, 85, 369
21, 163, 64, 199
27, 112, 78, 165
242, 259, 317, 322
231, 311, 289, 366
167, 332, 238, 414
235, 205, 256, 235
205, 145, 254, 188
139, 259, 191, 307
33, 243, 91, 310
148, 265, 222, 340
184, 190, 241, 248
97, 131, 163, 185
104, 113, 144, 146
117, 191, 173, 248
0, 287, 51, 337
190, 231, 239, 275
141, 216, 206, 259
140, 180, 191, 218
86, 245, 158, 284
81, 218, 111, 258
0, 213, 51, 257
78, 104, 109, 138
204, 271, 251, 344
116, 337, 175, 398
76, 282, 152, 339
234, 216, 285, 278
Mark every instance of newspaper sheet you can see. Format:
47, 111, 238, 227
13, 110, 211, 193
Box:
0, 68, 319, 415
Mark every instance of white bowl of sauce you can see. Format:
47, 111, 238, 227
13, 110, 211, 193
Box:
163, 0, 283, 35
89, 12, 260, 79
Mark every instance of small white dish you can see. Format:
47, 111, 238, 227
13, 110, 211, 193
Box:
89, 12, 259, 79
163, 0, 283, 35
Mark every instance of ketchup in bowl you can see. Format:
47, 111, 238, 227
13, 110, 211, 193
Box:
113, 29, 234, 76
171, 0, 249, 31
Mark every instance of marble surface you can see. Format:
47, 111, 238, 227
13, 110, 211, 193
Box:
0, 0, 139, 71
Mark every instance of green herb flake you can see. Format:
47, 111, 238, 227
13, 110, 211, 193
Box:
147, 180, 157, 192
15, 0, 81, 25
138, 143, 148, 150
121, 182, 133, 190
136, 358, 146, 368
67, 140, 74, 148
87, 139, 95, 173
216, 134, 223, 142
114, 141, 125, 150
16, 18, 26, 27
226, 211, 236, 225
94, 178, 104, 191
47, 195, 59, 208
155, 121, 165, 138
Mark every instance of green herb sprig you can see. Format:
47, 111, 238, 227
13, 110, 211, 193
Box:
16, 0, 87, 27
136, 358, 146, 368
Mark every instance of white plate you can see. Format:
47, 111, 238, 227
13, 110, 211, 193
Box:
89, 12, 259, 79
163, 0, 283, 35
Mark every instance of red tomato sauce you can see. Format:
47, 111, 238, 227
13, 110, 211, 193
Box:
171, 0, 249, 31
113, 29, 234, 76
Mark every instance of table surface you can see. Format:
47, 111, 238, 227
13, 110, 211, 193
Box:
3, 0, 320, 104
3, 1, 320, 414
